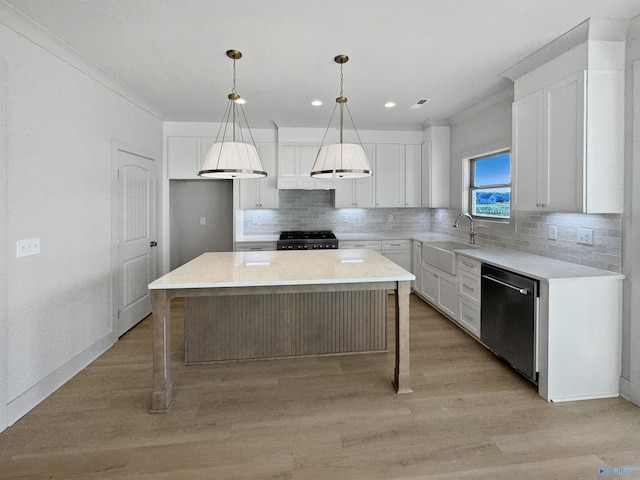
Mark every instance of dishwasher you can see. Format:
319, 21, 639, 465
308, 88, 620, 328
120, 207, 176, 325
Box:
481, 264, 539, 384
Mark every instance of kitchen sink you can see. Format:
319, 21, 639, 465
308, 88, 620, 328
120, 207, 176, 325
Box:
421, 241, 475, 275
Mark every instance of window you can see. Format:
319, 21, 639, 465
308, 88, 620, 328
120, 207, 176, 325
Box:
469, 150, 511, 219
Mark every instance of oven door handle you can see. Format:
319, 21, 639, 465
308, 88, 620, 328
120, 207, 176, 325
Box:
482, 274, 530, 295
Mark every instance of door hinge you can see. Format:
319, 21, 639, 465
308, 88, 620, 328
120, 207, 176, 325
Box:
117, 309, 120, 319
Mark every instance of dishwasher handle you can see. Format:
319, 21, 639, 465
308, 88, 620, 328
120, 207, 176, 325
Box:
482, 274, 530, 295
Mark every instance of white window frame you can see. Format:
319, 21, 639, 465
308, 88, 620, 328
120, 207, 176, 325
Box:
461, 141, 516, 233
469, 149, 511, 220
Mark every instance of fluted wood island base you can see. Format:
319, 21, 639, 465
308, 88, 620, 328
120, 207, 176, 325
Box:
148, 249, 415, 413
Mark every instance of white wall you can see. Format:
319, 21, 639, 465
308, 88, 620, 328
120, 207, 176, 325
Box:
623, 20, 640, 404
0, 17, 162, 429
448, 87, 514, 210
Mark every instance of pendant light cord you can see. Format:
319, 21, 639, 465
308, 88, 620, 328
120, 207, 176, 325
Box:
339, 62, 344, 144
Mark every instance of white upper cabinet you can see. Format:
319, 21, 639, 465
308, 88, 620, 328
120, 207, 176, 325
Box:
375, 144, 404, 207
167, 137, 200, 179
513, 73, 586, 212
404, 144, 422, 207
512, 91, 544, 210
509, 26, 624, 214
166, 136, 227, 180
421, 126, 450, 208
278, 143, 335, 190
334, 144, 375, 208
239, 142, 279, 209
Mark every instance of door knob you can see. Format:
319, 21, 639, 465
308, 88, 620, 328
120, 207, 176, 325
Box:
150, 241, 158, 247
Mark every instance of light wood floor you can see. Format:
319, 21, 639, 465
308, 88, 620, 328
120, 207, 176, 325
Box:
1, 294, 638, 480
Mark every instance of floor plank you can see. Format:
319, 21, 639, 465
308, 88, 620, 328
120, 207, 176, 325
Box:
0, 294, 638, 480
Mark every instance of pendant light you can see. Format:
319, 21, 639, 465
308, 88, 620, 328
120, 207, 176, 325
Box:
198, 50, 267, 179
310, 55, 372, 179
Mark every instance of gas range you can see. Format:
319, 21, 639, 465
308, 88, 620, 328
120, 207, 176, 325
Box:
276, 230, 339, 251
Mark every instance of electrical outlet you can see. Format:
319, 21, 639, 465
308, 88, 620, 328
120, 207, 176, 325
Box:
577, 227, 594, 246
200, 217, 206, 225
438, 214, 444, 224
388, 215, 393, 222
548, 225, 557, 240
252, 216, 258, 225
342, 215, 348, 223
17, 238, 40, 258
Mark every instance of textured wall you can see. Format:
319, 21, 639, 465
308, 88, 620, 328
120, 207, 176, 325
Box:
430, 208, 622, 273
243, 192, 622, 273
243, 190, 430, 235
2, 20, 162, 426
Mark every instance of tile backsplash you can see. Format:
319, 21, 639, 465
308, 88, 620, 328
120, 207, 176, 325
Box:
242, 190, 430, 235
242, 191, 621, 273
430, 208, 622, 273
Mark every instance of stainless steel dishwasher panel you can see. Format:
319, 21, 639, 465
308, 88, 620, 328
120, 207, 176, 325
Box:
481, 264, 539, 384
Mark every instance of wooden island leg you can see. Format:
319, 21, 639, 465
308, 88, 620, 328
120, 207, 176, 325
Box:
393, 281, 413, 393
150, 289, 173, 413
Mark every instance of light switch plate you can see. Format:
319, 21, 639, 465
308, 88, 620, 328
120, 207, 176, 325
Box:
548, 225, 557, 240
577, 227, 594, 246
17, 238, 40, 258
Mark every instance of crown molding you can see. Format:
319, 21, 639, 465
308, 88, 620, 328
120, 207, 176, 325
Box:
0, 0, 164, 120
501, 18, 628, 81
448, 85, 514, 125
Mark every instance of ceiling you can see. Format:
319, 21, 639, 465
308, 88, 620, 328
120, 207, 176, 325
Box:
6, 0, 640, 130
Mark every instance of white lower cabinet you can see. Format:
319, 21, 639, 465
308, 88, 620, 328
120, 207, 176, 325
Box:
381, 240, 411, 272
339, 240, 381, 251
235, 242, 276, 251
457, 298, 480, 338
456, 256, 481, 338
412, 240, 422, 292
420, 264, 457, 319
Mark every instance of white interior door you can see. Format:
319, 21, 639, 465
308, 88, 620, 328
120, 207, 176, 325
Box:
116, 149, 157, 336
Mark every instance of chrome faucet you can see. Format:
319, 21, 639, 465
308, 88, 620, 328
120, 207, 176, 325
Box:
454, 213, 476, 245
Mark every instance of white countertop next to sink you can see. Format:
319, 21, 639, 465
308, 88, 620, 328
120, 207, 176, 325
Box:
454, 246, 624, 282
337, 231, 459, 242
150, 249, 414, 289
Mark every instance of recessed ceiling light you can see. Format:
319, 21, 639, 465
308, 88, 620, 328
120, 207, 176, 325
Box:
311, 100, 323, 106
384, 102, 396, 108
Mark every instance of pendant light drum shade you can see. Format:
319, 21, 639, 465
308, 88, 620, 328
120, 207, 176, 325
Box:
312, 143, 371, 179
199, 142, 265, 179
310, 54, 372, 180
198, 49, 267, 179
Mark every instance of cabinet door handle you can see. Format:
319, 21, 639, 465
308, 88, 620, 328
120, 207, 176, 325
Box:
462, 284, 475, 291
463, 313, 474, 321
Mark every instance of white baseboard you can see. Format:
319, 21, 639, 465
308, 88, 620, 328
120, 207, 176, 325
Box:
6, 332, 115, 427
619, 376, 631, 401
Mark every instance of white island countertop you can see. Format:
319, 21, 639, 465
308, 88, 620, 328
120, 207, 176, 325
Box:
150, 249, 415, 290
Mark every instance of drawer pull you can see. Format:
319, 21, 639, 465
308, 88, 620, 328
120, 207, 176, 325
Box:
463, 313, 474, 321
462, 284, 475, 291
462, 261, 477, 269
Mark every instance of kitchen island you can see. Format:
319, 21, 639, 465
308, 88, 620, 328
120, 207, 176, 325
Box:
148, 249, 415, 412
